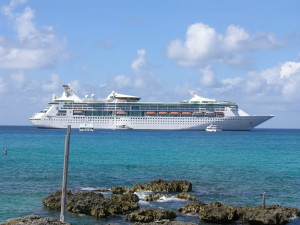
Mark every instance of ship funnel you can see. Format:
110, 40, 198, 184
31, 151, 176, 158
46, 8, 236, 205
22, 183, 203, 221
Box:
85, 95, 89, 100
91, 94, 95, 100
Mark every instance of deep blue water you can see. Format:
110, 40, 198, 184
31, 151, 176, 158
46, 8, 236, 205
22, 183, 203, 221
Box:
0, 126, 299, 224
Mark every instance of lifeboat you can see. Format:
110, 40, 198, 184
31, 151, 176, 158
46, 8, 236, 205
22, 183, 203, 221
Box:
158, 112, 168, 116
193, 112, 205, 117
170, 112, 180, 116
73, 110, 84, 115
146, 111, 157, 115
116, 111, 127, 115
182, 112, 192, 116
205, 112, 216, 117
216, 112, 224, 117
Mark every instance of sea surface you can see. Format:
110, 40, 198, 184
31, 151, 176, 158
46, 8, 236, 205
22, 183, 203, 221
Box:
0, 126, 299, 224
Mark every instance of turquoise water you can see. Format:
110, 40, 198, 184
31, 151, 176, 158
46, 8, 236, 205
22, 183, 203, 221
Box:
0, 126, 300, 224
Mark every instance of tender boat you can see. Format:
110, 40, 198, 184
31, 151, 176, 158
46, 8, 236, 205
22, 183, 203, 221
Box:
205, 125, 222, 132
114, 125, 132, 130
79, 122, 94, 132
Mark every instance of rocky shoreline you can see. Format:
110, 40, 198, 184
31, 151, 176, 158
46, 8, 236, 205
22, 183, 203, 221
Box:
1, 179, 299, 225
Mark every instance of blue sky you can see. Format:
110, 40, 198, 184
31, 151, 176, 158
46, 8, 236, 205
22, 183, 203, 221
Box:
0, 0, 300, 128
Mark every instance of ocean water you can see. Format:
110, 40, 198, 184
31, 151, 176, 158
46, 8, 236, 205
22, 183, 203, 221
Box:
0, 126, 299, 224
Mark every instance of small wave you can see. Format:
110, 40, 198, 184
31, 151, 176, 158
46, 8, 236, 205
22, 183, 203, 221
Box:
157, 196, 187, 202
134, 191, 154, 200
75, 187, 110, 193
79, 187, 98, 191
289, 215, 299, 221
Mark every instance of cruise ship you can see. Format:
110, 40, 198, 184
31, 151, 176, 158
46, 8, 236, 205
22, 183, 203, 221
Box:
29, 85, 273, 131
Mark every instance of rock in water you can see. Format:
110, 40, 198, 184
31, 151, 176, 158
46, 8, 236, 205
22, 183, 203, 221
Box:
126, 209, 177, 223
198, 202, 239, 223
237, 205, 300, 225
175, 192, 196, 201
111, 186, 132, 194
145, 193, 166, 201
0, 215, 71, 225
42, 190, 139, 218
179, 201, 300, 225
132, 179, 192, 193
178, 201, 206, 214
42, 190, 73, 210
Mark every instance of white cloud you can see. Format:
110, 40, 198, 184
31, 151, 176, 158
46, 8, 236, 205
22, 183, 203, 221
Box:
131, 49, 160, 89
0, 77, 7, 94
0, 0, 67, 69
110, 49, 160, 91
114, 74, 131, 89
281, 75, 300, 99
131, 49, 147, 74
167, 23, 280, 68
280, 61, 300, 79
42, 74, 60, 91
217, 77, 242, 93
206, 60, 300, 102
199, 66, 217, 87
10, 71, 26, 88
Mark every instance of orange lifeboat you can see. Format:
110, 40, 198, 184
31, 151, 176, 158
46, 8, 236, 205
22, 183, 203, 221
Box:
116, 111, 127, 115
146, 111, 157, 116
158, 112, 168, 115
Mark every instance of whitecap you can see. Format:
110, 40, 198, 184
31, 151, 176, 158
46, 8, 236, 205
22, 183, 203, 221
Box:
157, 195, 187, 202
134, 191, 154, 200
79, 187, 98, 191
288, 215, 299, 221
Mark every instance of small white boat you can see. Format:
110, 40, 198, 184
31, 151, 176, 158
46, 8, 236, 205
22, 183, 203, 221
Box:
79, 123, 94, 132
205, 124, 222, 132
114, 125, 132, 130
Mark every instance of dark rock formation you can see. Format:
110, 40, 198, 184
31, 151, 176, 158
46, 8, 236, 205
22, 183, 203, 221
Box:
126, 209, 177, 223
131, 179, 192, 193
175, 192, 196, 201
145, 193, 166, 201
198, 202, 238, 223
42, 190, 74, 210
0, 215, 71, 225
178, 201, 206, 214
237, 205, 300, 225
111, 185, 132, 194
179, 201, 300, 225
67, 192, 105, 214
42, 190, 139, 218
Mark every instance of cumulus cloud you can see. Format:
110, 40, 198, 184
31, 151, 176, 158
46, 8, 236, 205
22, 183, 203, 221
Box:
131, 49, 160, 89
209, 60, 300, 102
131, 49, 147, 74
167, 23, 280, 68
280, 61, 300, 79
0, 0, 67, 69
111, 49, 160, 91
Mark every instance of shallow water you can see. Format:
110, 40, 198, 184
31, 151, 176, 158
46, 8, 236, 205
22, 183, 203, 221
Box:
0, 126, 299, 224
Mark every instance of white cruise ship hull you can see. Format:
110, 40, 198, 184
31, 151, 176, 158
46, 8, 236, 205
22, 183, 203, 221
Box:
29, 85, 274, 131
30, 115, 273, 131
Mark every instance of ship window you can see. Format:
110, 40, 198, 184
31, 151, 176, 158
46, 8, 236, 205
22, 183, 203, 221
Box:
131, 106, 139, 110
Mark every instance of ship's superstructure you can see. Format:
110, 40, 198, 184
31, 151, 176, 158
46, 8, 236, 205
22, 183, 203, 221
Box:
29, 85, 273, 130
